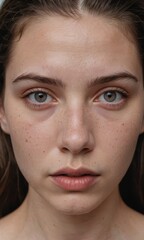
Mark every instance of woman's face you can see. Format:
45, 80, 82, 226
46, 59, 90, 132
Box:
1, 13, 144, 214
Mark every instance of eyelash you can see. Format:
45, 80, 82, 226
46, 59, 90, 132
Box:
94, 87, 128, 109
22, 87, 128, 110
23, 88, 56, 109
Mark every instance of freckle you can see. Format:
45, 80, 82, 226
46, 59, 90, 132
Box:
25, 139, 28, 143
43, 150, 46, 153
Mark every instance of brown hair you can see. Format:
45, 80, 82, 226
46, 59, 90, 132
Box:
0, 0, 144, 217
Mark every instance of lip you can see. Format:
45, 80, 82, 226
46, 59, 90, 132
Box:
50, 167, 100, 191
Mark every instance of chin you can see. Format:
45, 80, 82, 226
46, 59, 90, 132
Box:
50, 194, 100, 216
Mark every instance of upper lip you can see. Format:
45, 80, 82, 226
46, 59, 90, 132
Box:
50, 167, 99, 177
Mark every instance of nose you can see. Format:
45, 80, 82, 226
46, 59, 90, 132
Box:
58, 108, 95, 155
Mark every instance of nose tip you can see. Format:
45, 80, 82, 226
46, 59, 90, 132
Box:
62, 136, 92, 154
58, 127, 94, 155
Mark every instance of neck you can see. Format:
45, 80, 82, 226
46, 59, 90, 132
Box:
19, 188, 125, 240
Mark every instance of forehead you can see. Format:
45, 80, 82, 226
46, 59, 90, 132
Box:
13, 13, 136, 52
6, 13, 142, 83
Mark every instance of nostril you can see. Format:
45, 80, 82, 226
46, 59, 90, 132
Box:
82, 148, 92, 154
58, 129, 94, 155
61, 147, 70, 153
61, 146, 91, 155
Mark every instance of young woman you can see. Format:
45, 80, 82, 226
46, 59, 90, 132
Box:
0, 0, 144, 239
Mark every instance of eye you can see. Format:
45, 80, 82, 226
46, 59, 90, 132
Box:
98, 90, 126, 104
27, 91, 53, 104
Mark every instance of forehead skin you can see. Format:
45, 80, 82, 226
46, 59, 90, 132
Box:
6, 13, 142, 85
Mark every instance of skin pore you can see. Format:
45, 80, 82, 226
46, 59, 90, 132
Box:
0, 12, 144, 240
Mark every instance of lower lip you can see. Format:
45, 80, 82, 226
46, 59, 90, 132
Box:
50, 175, 98, 191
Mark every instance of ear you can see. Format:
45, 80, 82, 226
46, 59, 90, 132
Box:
0, 103, 10, 134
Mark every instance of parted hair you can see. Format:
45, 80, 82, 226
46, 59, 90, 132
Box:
0, 0, 144, 217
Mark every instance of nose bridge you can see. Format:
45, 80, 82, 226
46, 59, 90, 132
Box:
59, 105, 94, 154
66, 106, 87, 136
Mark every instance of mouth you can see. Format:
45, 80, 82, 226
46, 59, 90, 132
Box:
50, 167, 100, 191
51, 167, 98, 176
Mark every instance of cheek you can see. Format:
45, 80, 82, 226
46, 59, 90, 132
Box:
98, 119, 140, 181
8, 117, 57, 181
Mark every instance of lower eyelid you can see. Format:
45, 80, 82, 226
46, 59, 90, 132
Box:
24, 96, 56, 110
22, 89, 58, 109
93, 90, 128, 110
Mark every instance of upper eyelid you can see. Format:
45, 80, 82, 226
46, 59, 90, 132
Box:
93, 89, 129, 111
23, 89, 56, 108
22, 86, 129, 99
22, 87, 55, 97
93, 87, 129, 98
99, 86, 128, 92
92, 87, 129, 105
23, 88, 58, 105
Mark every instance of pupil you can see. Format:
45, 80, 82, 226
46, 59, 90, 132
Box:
104, 92, 116, 102
35, 92, 47, 102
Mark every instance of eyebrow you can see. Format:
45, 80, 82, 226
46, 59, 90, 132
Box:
88, 72, 138, 88
13, 73, 65, 88
12, 72, 138, 88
